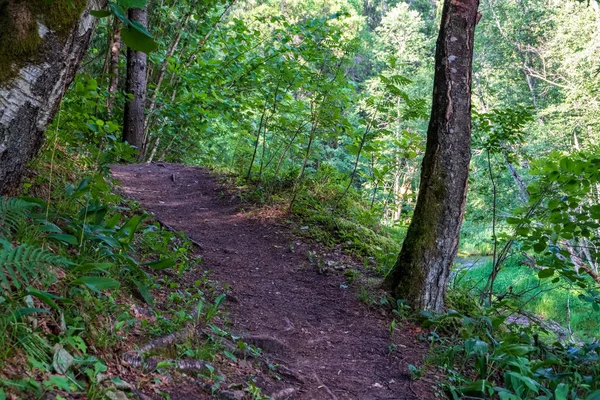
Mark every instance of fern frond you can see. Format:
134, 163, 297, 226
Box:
0, 197, 40, 238
0, 240, 64, 294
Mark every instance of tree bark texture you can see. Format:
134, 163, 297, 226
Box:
384, 0, 479, 311
122, 6, 148, 158
106, 16, 121, 114
0, 0, 106, 195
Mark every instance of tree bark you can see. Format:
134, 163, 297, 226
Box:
106, 16, 121, 115
384, 0, 479, 311
0, 0, 105, 195
122, 6, 148, 158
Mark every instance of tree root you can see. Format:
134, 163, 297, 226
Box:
270, 387, 298, 399
236, 334, 289, 355
314, 372, 338, 400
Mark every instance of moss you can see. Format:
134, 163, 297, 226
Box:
0, 0, 87, 84
31, 0, 87, 36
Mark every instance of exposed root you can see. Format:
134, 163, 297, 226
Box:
274, 364, 304, 383
123, 353, 212, 373
138, 324, 199, 353
237, 334, 288, 355
314, 372, 338, 400
271, 387, 298, 399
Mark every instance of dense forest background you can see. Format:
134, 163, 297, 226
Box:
2, 0, 600, 398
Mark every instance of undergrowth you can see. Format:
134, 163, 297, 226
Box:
0, 75, 233, 399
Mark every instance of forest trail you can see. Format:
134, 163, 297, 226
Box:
112, 163, 432, 400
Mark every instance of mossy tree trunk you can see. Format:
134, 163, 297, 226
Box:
384, 0, 480, 311
122, 6, 148, 159
0, 0, 106, 195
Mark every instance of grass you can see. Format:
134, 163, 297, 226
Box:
453, 255, 600, 339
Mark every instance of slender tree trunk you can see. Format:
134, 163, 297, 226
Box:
106, 17, 120, 115
0, 0, 106, 195
122, 6, 148, 159
384, 0, 480, 311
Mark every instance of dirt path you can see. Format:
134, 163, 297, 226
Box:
112, 163, 432, 400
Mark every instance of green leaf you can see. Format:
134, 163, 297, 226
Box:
48, 234, 79, 246
26, 288, 62, 311
554, 383, 568, 400
71, 277, 120, 293
108, 3, 127, 24
585, 390, 600, 400
92, 234, 121, 248
537, 268, 554, 279
38, 221, 62, 233
533, 240, 546, 253
121, 27, 158, 53
131, 279, 154, 305
72, 262, 114, 273
90, 9, 111, 17
117, 0, 147, 7
144, 258, 176, 270
12, 307, 51, 319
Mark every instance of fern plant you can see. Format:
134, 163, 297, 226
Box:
0, 240, 65, 294
0, 197, 40, 239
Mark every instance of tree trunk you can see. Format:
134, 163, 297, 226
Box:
384, 0, 479, 311
0, 0, 105, 195
122, 6, 148, 159
106, 16, 121, 115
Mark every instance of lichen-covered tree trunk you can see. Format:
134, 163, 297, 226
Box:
122, 6, 148, 159
0, 0, 105, 195
384, 0, 480, 311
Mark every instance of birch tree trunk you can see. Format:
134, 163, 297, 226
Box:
122, 6, 148, 159
384, 0, 480, 311
0, 0, 105, 195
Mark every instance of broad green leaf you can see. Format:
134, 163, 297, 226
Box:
585, 390, 600, 400
144, 258, 176, 270
71, 276, 120, 292
554, 383, 568, 400
26, 288, 62, 310
117, 0, 147, 8
12, 308, 51, 319
121, 27, 158, 53
131, 279, 154, 305
108, 3, 128, 24
90, 10, 111, 17
48, 234, 79, 246
537, 268, 554, 279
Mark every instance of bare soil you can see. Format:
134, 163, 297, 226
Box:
112, 163, 434, 400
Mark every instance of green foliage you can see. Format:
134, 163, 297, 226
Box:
0, 240, 65, 294
92, 1, 158, 53
422, 291, 600, 400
